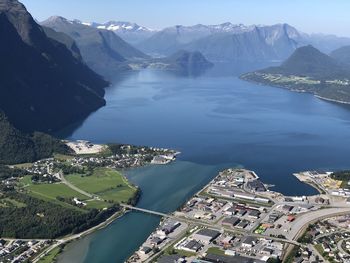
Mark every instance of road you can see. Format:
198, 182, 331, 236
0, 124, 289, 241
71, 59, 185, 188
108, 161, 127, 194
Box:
60, 172, 95, 199
338, 239, 349, 256
287, 207, 350, 241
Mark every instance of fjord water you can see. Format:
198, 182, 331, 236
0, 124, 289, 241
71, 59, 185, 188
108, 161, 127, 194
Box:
58, 67, 350, 263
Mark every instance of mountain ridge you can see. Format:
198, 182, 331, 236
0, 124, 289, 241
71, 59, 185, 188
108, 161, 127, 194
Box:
135, 22, 350, 62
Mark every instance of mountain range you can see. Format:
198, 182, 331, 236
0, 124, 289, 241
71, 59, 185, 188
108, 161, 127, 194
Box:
80, 21, 350, 63
41, 16, 149, 79
133, 23, 350, 62
241, 45, 350, 103
42, 17, 350, 68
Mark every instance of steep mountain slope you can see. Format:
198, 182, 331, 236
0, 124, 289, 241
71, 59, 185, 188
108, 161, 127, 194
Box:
330, 45, 350, 66
0, 112, 71, 164
241, 45, 350, 103
42, 26, 82, 60
41, 17, 148, 78
0, 0, 108, 133
87, 21, 156, 45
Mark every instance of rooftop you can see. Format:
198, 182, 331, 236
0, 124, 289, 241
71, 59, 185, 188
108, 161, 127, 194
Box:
196, 229, 221, 238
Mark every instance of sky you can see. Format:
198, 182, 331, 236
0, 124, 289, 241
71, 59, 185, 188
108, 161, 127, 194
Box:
21, 0, 350, 37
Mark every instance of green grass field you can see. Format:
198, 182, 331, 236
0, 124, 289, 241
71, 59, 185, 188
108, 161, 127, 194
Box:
28, 183, 88, 201
24, 182, 88, 211
206, 247, 225, 256
19, 175, 87, 209
18, 168, 136, 210
84, 199, 112, 209
66, 168, 137, 203
37, 246, 61, 263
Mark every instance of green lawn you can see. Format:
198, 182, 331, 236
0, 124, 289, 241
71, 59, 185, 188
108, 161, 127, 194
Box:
66, 168, 137, 203
28, 183, 88, 201
206, 247, 226, 256
84, 199, 111, 209
20, 178, 88, 211
37, 246, 61, 263
18, 175, 32, 187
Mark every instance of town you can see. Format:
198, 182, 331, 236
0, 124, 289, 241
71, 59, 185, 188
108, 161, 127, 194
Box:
0, 239, 55, 263
127, 168, 350, 263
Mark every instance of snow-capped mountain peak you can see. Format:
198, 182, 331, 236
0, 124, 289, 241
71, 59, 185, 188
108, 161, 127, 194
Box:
85, 21, 156, 33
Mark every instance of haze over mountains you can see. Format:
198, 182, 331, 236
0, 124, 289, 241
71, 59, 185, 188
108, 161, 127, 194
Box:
330, 45, 350, 66
76, 20, 350, 64
41, 16, 350, 73
42, 16, 216, 78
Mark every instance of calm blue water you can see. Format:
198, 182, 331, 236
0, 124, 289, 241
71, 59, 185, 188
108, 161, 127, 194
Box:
57, 68, 350, 263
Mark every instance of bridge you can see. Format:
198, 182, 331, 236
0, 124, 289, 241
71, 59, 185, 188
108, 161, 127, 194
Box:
120, 204, 174, 218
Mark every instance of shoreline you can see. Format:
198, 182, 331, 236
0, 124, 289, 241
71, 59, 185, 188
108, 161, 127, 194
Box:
293, 173, 325, 195
241, 76, 350, 106
314, 95, 350, 105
